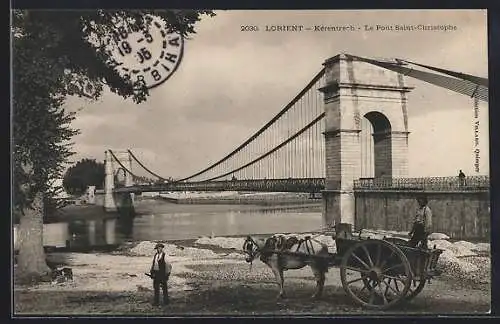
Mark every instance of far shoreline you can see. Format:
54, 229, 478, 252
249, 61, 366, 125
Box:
143, 195, 322, 206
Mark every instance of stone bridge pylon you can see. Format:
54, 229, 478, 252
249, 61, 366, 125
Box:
319, 53, 413, 228
104, 150, 135, 212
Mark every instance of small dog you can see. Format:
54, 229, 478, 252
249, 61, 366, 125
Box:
51, 267, 73, 283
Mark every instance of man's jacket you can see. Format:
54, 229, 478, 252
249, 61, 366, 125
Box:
150, 252, 172, 279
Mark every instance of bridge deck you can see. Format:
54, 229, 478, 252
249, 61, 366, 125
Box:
112, 176, 489, 193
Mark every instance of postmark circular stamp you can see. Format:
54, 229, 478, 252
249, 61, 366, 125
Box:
105, 15, 184, 89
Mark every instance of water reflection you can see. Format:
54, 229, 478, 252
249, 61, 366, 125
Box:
67, 218, 123, 248
14, 205, 322, 251
13, 217, 124, 251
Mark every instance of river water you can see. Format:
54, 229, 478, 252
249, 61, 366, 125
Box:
133, 204, 322, 241
13, 200, 323, 250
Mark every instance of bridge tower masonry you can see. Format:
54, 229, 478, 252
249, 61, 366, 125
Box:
319, 53, 413, 228
104, 150, 135, 212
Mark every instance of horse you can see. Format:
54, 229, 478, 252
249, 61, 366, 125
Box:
242, 234, 330, 299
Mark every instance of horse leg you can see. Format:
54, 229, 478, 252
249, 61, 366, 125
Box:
270, 263, 285, 299
311, 266, 326, 299
278, 269, 285, 298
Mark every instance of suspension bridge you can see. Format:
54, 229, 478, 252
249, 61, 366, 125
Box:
102, 53, 489, 227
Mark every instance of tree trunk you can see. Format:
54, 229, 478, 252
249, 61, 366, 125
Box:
16, 191, 51, 281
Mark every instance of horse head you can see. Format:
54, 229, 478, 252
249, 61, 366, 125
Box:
242, 236, 266, 263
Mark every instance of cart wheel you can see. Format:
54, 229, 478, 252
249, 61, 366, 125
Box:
385, 276, 426, 301
383, 237, 426, 300
340, 239, 412, 310
406, 278, 426, 300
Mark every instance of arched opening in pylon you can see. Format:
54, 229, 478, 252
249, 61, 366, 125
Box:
360, 111, 392, 179
114, 168, 127, 187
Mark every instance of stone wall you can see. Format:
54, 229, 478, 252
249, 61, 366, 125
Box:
354, 190, 490, 240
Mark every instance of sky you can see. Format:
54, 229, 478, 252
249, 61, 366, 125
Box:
64, 9, 489, 179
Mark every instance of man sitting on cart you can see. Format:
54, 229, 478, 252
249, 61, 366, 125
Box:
408, 195, 432, 249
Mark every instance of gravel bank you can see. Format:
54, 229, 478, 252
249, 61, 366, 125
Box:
14, 235, 490, 315
195, 234, 491, 287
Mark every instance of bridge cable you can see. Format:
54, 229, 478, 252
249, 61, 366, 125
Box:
399, 59, 488, 87
127, 149, 168, 181
206, 112, 325, 181
125, 56, 483, 183
176, 68, 326, 182
347, 55, 488, 102
108, 149, 140, 179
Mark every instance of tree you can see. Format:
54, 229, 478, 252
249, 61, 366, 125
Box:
62, 159, 105, 195
12, 9, 215, 282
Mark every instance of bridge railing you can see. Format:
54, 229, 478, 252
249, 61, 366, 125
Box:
117, 176, 489, 193
353, 175, 490, 191
117, 178, 326, 193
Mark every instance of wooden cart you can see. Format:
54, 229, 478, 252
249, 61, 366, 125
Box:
271, 223, 444, 310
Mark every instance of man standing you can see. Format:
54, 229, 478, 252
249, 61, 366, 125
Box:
149, 243, 172, 306
408, 196, 432, 249
458, 170, 466, 187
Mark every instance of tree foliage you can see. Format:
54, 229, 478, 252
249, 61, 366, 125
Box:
12, 9, 215, 280
62, 159, 105, 195
13, 9, 215, 211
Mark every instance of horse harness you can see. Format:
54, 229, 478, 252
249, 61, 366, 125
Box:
244, 235, 318, 264
273, 235, 317, 254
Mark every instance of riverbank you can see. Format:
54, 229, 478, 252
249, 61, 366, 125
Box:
14, 234, 491, 316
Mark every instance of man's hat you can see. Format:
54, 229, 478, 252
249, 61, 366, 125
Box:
154, 243, 165, 249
